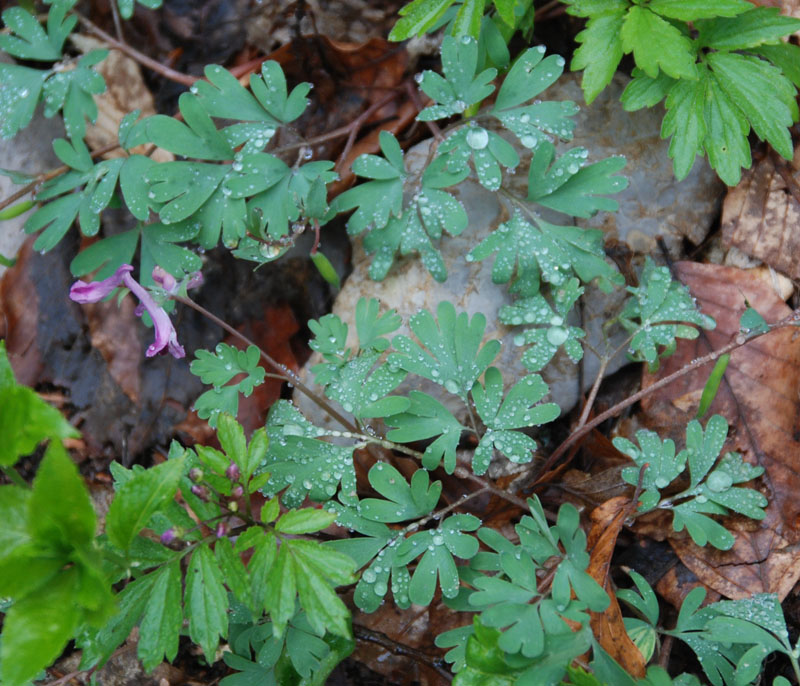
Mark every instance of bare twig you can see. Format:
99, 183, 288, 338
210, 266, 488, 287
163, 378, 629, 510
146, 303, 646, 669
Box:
74, 12, 197, 87
0, 141, 121, 214
536, 309, 800, 477
174, 295, 361, 434
353, 625, 453, 681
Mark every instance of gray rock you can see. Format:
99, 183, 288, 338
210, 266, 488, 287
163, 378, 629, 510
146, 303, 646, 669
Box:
0, 54, 65, 279
294, 71, 724, 426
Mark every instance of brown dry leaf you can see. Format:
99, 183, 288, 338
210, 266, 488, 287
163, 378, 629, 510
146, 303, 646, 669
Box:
721, 147, 800, 280
640, 262, 800, 600
586, 496, 647, 679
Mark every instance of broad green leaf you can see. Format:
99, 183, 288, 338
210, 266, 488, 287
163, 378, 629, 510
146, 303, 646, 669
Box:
453, 0, 485, 39
621, 68, 675, 111
250, 61, 312, 125
138, 561, 183, 671
621, 7, 697, 80
702, 68, 751, 186
471, 368, 559, 474
358, 463, 442, 523
185, 543, 229, 663
215, 538, 252, 611
648, 0, 751, 21
0, 486, 30, 554
0, 384, 79, 467
698, 8, 800, 51
0, 569, 80, 686
29, 441, 95, 548
389, 0, 456, 40
276, 508, 337, 534
661, 78, 706, 180
217, 412, 247, 469
389, 301, 501, 400
417, 36, 496, 120
386, 391, 467, 473
707, 51, 796, 161
78, 570, 160, 669
571, 11, 625, 105
753, 42, 800, 89
119, 154, 160, 221
106, 455, 186, 550
146, 93, 234, 160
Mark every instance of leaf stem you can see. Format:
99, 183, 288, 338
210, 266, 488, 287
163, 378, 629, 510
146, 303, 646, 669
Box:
174, 295, 360, 434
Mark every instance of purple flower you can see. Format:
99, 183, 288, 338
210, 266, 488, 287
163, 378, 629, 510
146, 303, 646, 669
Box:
69, 264, 185, 359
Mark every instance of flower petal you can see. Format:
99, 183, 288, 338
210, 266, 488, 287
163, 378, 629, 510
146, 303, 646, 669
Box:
122, 273, 186, 359
69, 264, 133, 303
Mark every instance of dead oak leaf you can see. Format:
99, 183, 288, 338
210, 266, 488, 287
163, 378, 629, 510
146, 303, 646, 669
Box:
640, 262, 800, 600
722, 148, 800, 280
587, 496, 647, 678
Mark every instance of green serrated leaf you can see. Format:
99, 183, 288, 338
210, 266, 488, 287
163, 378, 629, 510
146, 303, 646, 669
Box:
661, 78, 706, 180
138, 561, 183, 671
571, 11, 625, 105
389, 0, 456, 40
621, 6, 698, 81
185, 543, 229, 663
698, 7, 800, 51
648, 0, 751, 21
106, 455, 186, 550
276, 508, 337, 534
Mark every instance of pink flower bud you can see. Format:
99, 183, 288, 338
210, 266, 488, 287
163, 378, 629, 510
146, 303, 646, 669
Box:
189, 467, 203, 482
232, 485, 244, 498
226, 462, 240, 481
160, 528, 176, 544
191, 484, 207, 500
216, 522, 228, 538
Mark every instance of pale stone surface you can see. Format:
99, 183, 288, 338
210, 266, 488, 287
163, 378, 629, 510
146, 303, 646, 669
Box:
0, 54, 64, 280
294, 71, 724, 428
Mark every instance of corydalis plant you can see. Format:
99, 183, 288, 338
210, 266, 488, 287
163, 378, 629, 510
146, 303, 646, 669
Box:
69, 263, 201, 358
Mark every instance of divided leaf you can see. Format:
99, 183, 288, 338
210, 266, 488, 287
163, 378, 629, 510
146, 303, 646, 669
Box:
500, 277, 585, 371
471, 367, 560, 474
620, 258, 716, 367
358, 463, 442, 523
417, 36, 496, 120
388, 301, 500, 400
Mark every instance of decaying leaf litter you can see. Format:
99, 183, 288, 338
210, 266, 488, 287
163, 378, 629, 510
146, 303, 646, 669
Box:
1, 0, 800, 684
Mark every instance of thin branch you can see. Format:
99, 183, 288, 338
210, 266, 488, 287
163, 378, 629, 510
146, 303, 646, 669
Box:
353, 625, 453, 682
74, 12, 197, 87
536, 309, 800, 477
0, 141, 121, 214
109, 0, 124, 43
174, 295, 360, 434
